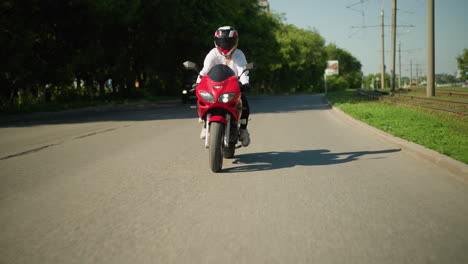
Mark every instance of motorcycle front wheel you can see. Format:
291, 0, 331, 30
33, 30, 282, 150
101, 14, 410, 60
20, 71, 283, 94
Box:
209, 122, 224, 172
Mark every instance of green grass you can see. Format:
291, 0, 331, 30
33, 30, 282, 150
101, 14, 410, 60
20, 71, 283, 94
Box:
326, 90, 468, 164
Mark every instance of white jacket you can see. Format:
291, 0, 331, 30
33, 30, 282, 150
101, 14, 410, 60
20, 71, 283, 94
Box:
197, 48, 249, 85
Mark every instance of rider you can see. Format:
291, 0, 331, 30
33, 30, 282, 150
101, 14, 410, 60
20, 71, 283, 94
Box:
196, 26, 251, 147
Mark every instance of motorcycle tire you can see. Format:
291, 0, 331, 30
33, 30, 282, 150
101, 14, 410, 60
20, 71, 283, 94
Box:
223, 143, 236, 159
209, 122, 224, 172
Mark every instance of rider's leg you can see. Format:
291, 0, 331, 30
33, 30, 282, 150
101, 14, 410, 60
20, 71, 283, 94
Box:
200, 118, 206, 139
239, 94, 250, 146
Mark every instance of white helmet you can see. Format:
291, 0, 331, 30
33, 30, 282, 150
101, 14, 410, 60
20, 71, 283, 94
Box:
214, 26, 239, 57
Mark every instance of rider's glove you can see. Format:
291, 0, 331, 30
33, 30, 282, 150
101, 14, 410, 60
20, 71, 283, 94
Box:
241, 83, 251, 92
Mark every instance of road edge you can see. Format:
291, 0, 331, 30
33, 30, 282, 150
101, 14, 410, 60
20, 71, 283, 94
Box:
324, 97, 468, 182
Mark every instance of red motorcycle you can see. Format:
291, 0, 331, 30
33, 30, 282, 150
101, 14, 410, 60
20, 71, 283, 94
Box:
183, 61, 256, 172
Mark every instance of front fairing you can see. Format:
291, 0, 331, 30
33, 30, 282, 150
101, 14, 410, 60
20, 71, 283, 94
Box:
196, 75, 241, 121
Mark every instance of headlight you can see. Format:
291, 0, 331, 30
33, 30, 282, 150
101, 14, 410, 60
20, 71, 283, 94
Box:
218, 93, 236, 103
199, 91, 214, 102
182, 90, 188, 94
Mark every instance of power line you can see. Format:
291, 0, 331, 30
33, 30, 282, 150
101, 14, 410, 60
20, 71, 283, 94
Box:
346, 0, 371, 18
346, 0, 418, 90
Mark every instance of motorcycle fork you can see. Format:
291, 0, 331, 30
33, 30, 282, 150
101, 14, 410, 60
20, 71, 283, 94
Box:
204, 114, 211, 149
204, 113, 231, 149
224, 114, 231, 148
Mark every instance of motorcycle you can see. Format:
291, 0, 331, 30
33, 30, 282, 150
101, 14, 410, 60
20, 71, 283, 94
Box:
183, 61, 256, 172
181, 71, 198, 104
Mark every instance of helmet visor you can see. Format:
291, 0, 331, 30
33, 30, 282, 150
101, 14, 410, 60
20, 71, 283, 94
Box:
215, 37, 236, 52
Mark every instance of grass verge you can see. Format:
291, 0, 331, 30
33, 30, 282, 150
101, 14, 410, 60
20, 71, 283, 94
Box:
326, 90, 468, 164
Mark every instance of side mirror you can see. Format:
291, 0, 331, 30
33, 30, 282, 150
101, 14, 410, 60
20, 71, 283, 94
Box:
240, 62, 257, 78
245, 62, 257, 71
183, 61, 199, 72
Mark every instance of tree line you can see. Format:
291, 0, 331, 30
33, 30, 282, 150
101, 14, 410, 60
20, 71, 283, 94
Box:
0, 0, 362, 108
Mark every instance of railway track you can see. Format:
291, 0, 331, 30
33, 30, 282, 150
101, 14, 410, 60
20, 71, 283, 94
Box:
401, 88, 468, 98
357, 90, 468, 116
378, 90, 468, 107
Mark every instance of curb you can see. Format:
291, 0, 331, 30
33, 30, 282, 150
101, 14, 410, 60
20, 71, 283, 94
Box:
325, 99, 468, 182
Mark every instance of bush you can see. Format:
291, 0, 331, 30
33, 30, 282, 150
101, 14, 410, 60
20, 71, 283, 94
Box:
326, 76, 349, 92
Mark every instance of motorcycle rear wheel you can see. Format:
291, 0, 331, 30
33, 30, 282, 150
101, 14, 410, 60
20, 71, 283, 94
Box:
209, 122, 224, 172
223, 143, 236, 158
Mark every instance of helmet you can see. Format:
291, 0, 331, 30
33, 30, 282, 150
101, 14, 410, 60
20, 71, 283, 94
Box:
214, 26, 239, 57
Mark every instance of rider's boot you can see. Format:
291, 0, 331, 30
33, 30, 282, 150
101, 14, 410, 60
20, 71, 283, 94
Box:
239, 128, 250, 147
200, 127, 206, 140
199, 119, 206, 140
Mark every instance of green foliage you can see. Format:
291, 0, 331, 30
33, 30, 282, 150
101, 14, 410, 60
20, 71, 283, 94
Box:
273, 24, 327, 93
326, 43, 362, 88
456, 48, 468, 80
0, 0, 362, 109
326, 76, 349, 92
364, 72, 390, 89
435, 74, 459, 84
364, 74, 375, 88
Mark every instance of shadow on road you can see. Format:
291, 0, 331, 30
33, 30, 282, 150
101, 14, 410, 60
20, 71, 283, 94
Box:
224, 149, 401, 173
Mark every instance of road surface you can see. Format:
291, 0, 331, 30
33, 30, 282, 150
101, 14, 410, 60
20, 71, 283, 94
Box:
1, 95, 467, 263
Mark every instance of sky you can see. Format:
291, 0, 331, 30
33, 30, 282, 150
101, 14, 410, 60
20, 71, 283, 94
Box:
268, 0, 468, 76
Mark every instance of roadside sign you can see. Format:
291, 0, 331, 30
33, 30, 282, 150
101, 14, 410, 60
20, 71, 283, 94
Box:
325, 60, 339, 76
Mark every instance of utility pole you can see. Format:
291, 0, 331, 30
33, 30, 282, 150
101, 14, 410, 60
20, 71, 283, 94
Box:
398, 40, 402, 89
427, 0, 435, 97
390, 0, 397, 91
381, 8, 385, 90
410, 59, 413, 88
348, 1, 413, 90
416, 64, 419, 86
361, 72, 365, 89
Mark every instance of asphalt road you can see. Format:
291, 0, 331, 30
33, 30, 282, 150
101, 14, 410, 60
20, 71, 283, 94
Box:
1, 95, 467, 264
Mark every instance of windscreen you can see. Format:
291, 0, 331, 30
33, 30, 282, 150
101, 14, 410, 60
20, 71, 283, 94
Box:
207, 64, 236, 82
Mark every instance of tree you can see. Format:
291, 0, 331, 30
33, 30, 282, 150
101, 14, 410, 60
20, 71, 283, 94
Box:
273, 24, 327, 93
456, 48, 468, 80
0, 0, 365, 108
364, 74, 376, 89
325, 43, 362, 88
326, 76, 349, 92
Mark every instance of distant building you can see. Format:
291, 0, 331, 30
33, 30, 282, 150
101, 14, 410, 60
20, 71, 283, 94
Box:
258, 0, 270, 12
